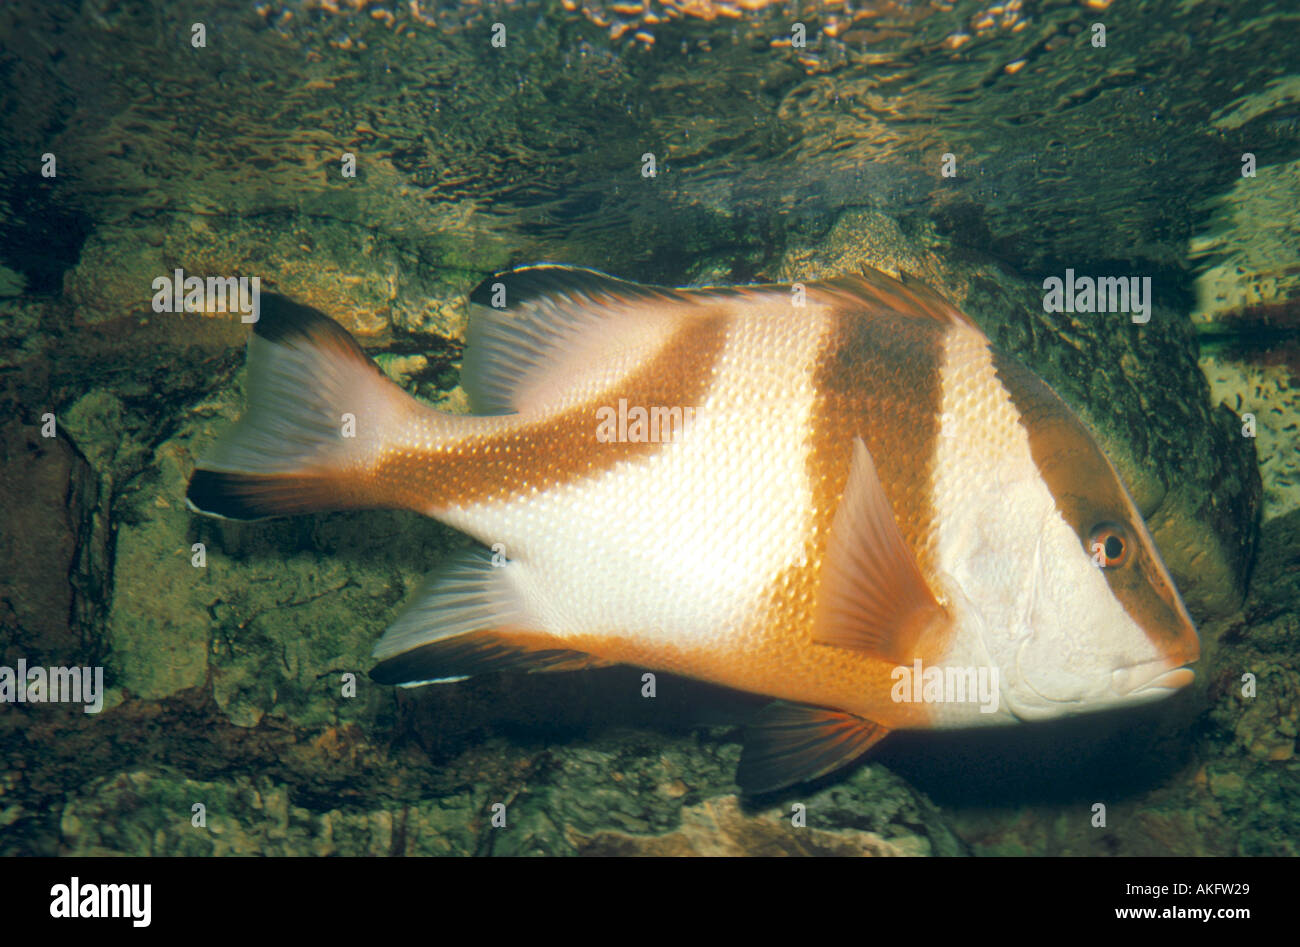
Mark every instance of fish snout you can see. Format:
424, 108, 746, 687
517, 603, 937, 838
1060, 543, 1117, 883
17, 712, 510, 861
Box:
1009, 634, 1194, 719
1110, 659, 1195, 699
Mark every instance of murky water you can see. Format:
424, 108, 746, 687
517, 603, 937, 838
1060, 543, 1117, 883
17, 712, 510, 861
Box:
7, 1, 1297, 279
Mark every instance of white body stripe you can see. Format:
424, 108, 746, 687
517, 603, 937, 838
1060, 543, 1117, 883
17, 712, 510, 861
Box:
932, 326, 1166, 723
440, 303, 832, 655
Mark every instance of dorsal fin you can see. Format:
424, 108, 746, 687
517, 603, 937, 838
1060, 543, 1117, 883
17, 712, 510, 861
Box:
811, 437, 950, 663
808, 267, 979, 330
463, 265, 687, 416
460, 264, 973, 418
737, 701, 889, 793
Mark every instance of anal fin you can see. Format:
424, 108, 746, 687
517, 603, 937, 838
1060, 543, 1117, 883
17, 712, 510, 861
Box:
372, 630, 611, 687
737, 701, 889, 794
369, 546, 612, 686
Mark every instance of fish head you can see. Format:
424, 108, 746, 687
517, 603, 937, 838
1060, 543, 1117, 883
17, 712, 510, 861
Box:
968, 353, 1200, 722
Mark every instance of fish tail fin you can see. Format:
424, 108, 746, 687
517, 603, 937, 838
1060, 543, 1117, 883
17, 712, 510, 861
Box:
186, 293, 434, 520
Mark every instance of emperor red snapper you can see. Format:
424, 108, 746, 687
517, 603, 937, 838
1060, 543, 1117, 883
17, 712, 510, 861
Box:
186, 265, 1199, 792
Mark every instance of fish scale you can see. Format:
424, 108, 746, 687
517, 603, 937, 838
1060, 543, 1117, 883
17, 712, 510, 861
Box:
446, 300, 827, 664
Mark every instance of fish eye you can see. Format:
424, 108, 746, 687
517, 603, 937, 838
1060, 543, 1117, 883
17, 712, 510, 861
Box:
1088, 522, 1129, 568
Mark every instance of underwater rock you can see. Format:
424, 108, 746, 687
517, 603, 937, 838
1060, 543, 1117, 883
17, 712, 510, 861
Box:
472, 730, 965, 856
1201, 356, 1299, 523
64, 217, 479, 343
1190, 158, 1300, 330
99, 436, 211, 703
564, 757, 966, 856
57, 770, 479, 857
0, 419, 98, 666
49, 726, 964, 856
1228, 666, 1298, 762
571, 795, 929, 856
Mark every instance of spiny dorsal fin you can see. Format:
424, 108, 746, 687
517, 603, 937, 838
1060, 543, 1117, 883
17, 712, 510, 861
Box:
810, 267, 979, 330
737, 701, 889, 794
369, 546, 610, 685
460, 263, 974, 420
463, 265, 687, 416
811, 437, 949, 663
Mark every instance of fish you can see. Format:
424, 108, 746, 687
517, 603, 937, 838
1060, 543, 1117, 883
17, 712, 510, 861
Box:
185, 264, 1200, 793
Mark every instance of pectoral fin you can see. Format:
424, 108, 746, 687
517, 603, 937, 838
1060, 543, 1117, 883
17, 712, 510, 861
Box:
811, 437, 948, 664
737, 701, 890, 794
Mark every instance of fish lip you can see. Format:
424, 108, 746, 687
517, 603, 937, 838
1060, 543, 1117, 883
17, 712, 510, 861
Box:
1011, 639, 1194, 717
1111, 659, 1196, 697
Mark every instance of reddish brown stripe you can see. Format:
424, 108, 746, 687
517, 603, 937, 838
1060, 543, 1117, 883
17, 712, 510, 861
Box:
991, 349, 1198, 660
733, 304, 950, 726
373, 311, 732, 509
808, 308, 947, 579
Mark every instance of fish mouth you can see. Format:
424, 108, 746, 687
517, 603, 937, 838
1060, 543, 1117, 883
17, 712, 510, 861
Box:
1111, 660, 1195, 698
1010, 640, 1195, 719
